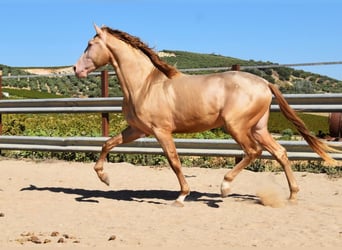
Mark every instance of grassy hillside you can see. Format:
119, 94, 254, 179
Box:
1, 51, 341, 99
160, 50, 250, 68
160, 51, 342, 93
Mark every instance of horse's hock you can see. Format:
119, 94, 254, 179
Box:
329, 113, 342, 137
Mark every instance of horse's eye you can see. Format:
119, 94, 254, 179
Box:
84, 44, 91, 53
84, 40, 95, 53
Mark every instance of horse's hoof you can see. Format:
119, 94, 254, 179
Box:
288, 198, 298, 205
221, 189, 231, 198
288, 192, 298, 204
220, 181, 231, 198
171, 200, 185, 207
100, 173, 110, 186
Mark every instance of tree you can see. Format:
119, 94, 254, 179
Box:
293, 80, 314, 93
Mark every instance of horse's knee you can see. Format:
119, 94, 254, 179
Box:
102, 135, 123, 154
102, 141, 112, 153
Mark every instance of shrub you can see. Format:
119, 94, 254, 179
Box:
280, 128, 294, 140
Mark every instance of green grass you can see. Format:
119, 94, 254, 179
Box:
269, 112, 329, 135
1, 112, 329, 138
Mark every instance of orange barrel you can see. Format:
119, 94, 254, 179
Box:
329, 113, 342, 137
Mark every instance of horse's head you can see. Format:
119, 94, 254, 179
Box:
74, 24, 111, 78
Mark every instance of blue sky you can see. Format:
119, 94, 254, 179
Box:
0, 0, 341, 80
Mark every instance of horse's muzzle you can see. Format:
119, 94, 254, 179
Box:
73, 66, 87, 78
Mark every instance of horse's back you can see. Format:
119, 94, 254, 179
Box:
171, 71, 272, 103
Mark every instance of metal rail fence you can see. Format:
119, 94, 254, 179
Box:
0, 94, 342, 114
0, 94, 341, 160
0, 136, 341, 160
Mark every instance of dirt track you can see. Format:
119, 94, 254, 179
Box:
0, 159, 341, 247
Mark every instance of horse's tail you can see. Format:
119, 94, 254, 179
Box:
268, 83, 339, 165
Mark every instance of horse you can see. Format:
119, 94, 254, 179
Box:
74, 24, 338, 206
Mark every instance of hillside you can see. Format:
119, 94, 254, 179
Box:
160, 51, 342, 93
23, 66, 74, 75
1, 51, 341, 98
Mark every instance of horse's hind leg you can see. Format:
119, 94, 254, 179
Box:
221, 129, 262, 197
94, 126, 145, 185
252, 113, 299, 201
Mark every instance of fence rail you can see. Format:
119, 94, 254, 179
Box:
0, 136, 341, 161
0, 93, 342, 114
0, 97, 122, 113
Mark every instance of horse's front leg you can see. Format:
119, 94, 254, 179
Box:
95, 126, 145, 185
153, 128, 190, 207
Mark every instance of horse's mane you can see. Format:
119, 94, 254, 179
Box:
102, 27, 179, 79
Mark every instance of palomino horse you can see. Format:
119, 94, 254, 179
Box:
74, 25, 337, 206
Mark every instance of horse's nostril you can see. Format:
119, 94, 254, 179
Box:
73, 66, 76, 72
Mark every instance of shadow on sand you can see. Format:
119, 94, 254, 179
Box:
21, 184, 260, 208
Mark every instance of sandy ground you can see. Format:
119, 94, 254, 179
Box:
0, 158, 341, 248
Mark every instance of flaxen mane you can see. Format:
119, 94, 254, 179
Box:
103, 27, 179, 79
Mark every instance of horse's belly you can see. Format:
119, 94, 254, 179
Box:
172, 113, 223, 133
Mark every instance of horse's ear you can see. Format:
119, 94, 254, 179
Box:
94, 23, 104, 37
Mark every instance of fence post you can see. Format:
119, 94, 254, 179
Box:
231, 64, 240, 71
329, 113, 342, 138
101, 70, 109, 137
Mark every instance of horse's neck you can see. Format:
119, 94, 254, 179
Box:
107, 40, 155, 100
